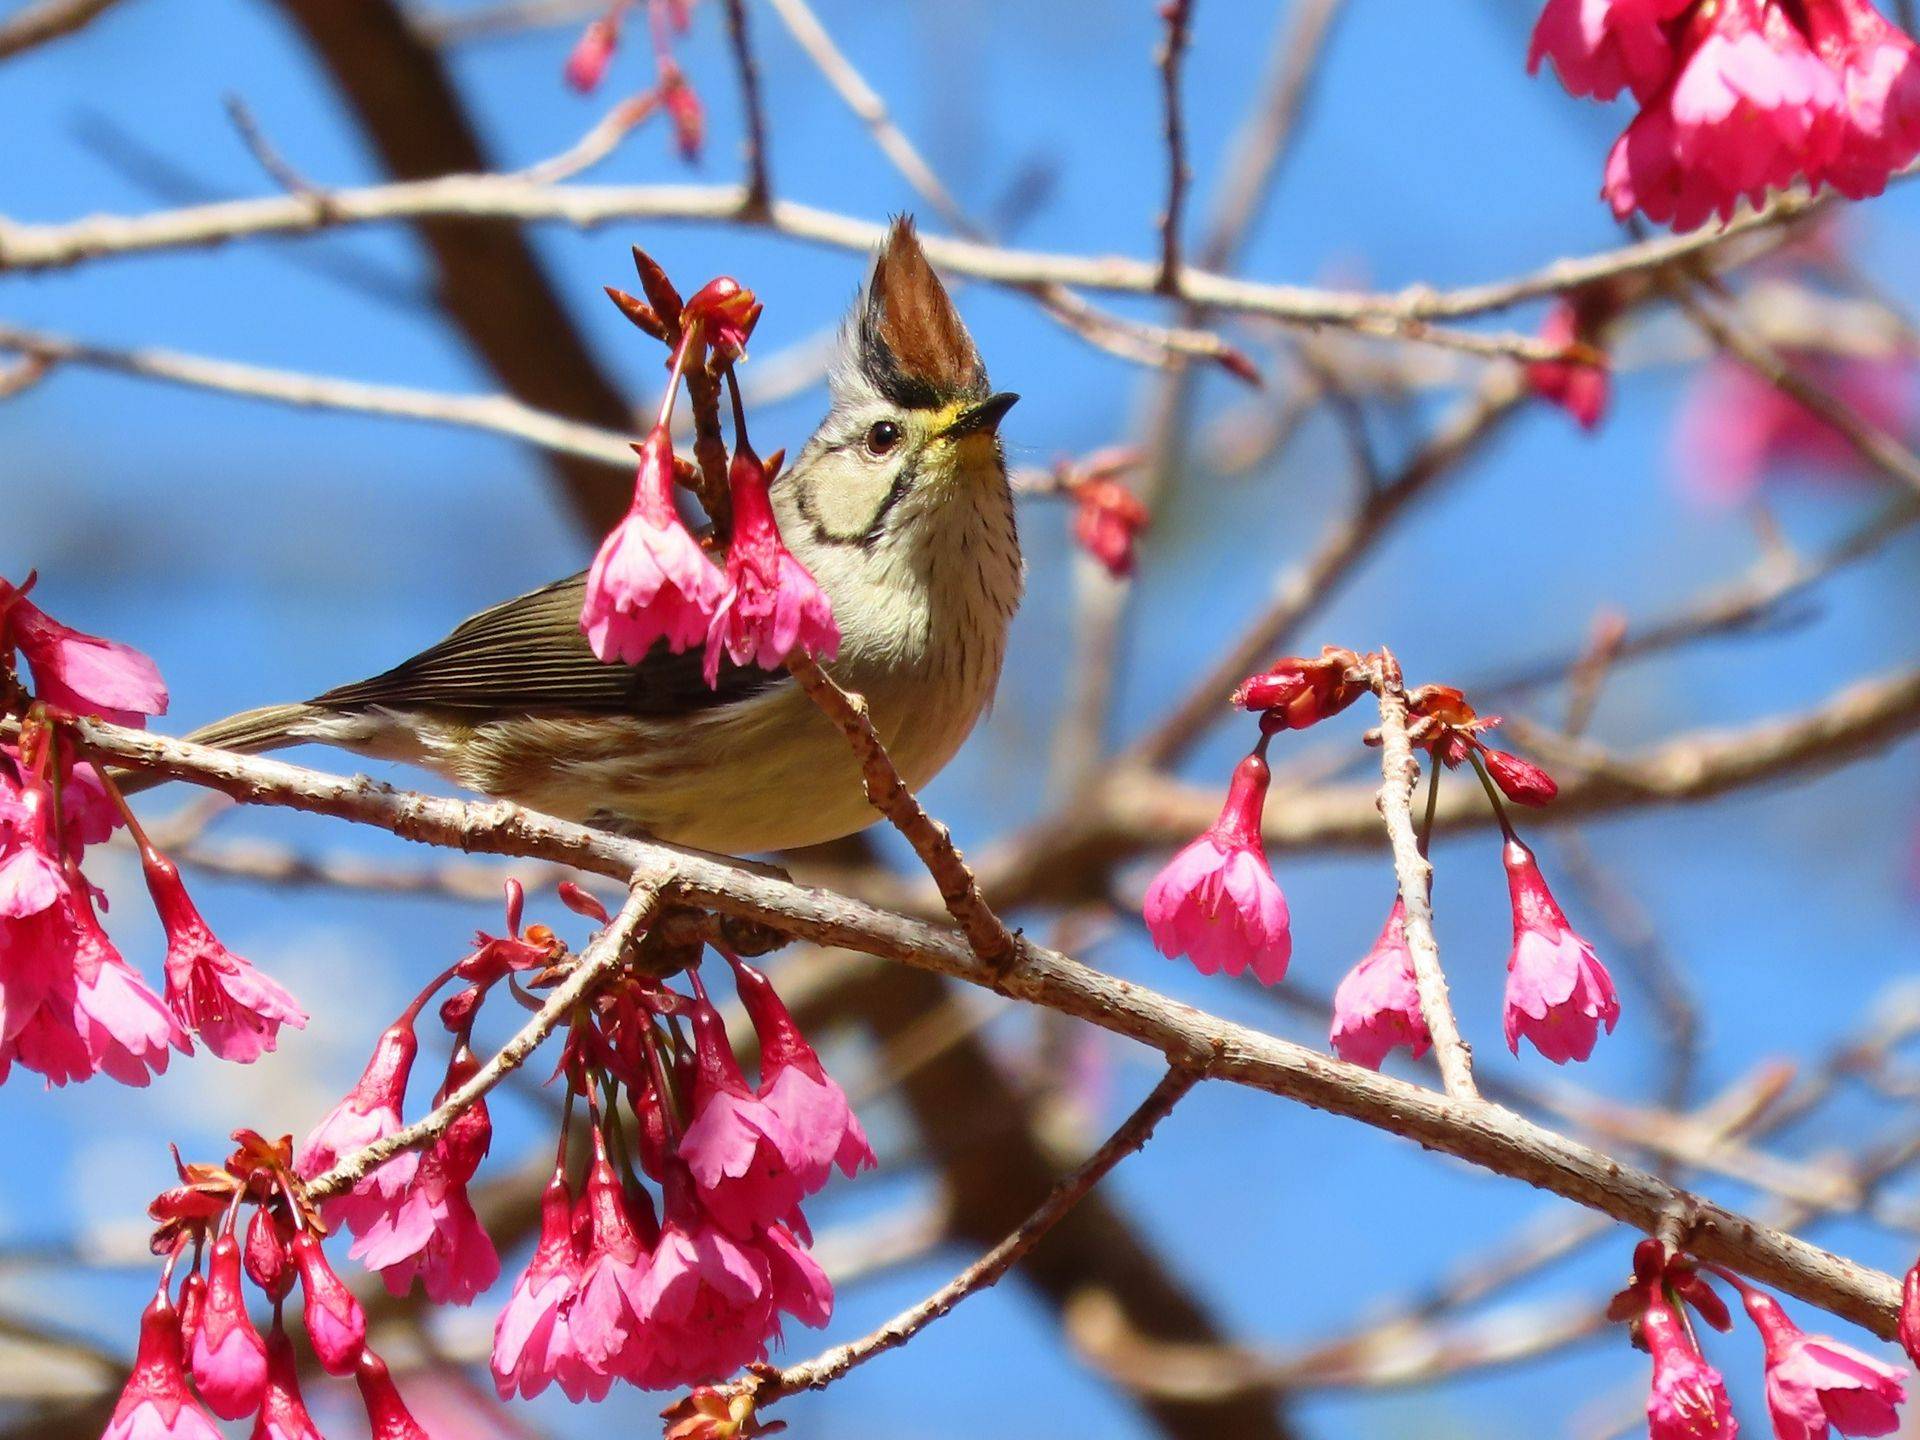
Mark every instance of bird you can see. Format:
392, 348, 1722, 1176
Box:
140, 218, 1025, 857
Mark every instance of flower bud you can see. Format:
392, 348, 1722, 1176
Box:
685, 277, 764, 369
1482, 746, 1559, 806
292, 1232, 367, 1375
1232, 646, 1364, 730
244, 1207, 294, 1302
564, 18, 618, 93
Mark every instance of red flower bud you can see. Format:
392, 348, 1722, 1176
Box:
1232, 646, 1364, 730
1482, 747, 1559, 806
685, 277, 763, 369
564, 19, 619, 93
244, 1207, 294, 1302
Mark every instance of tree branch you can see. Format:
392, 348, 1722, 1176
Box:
742, 1063, 1201, 1407
53, 719, 1909, 1338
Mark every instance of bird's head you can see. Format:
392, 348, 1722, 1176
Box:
782, 216, 1018, 549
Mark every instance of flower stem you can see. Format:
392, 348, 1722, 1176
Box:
1466, 748, 1519, 842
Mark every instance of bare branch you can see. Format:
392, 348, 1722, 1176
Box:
1368, 653, 1479, 1102
0, 178, 1797, 358
53, 720, 1911, 1337
786, 655, 1019, 970
0, 0, 125, 60
1154, 0, 1196, 295
721, 0, 773, 215
742, 1064, 1201, 1407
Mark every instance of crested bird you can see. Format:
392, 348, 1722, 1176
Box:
141, 218, 1024, 856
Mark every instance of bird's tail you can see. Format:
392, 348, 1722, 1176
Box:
113, 702, 318, 795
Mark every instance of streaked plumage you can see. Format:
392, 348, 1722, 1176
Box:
167, 218, 1024, 855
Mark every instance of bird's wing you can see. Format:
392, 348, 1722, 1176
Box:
314, 573, 780, 717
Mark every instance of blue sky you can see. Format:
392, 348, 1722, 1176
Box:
6, 1, 1920, 1437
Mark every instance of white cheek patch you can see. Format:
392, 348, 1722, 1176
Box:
805, 462, 903, 542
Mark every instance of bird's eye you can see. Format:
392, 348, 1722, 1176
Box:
864, 420, 901, 456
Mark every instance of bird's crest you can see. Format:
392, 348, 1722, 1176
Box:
840, 216, 988, 410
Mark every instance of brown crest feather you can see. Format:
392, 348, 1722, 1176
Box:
859, 216, 987, 407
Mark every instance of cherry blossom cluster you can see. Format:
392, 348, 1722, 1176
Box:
1613, 1241, 1906, 1440
484, 938, 866, 1399
1144, 647, 1622, 1068
0, 578, 306, 1087
109, 1130, 419, 1440
585, 252, 840, 682
563, 0, 704, 158
101, 874, 871, 1437
1529, 0, 1920, 232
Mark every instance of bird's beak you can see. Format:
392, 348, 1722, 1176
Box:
943, 391, 1020, 439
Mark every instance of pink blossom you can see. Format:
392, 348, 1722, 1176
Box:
1329, 900, 1432, 1071
571, 1129, 657, 1381
1143, 750, 1292, 985
0, 764, 67, 920
732, 957, 875, 1195
492, 1171, 602, 1401
1741, 1286, 1907, 1440
1, 900, 183, 1088
188, 1233, 269, 1420
1601, 0, 1843, 230
1, 581, 168, 726
145, 851, 305, 1062
1673, 352, 1914, 507
705, 439, 839, 684
582, 427, 724, 665
350, 1061, 498, 1306
1589, 0, 1920, 232
1804, 0, 1920, 199
1525, 300, 1610, 430
632, 1170, 774, 1386
250, 1324, 322, 1440
1529, 0, 1690, 102
757, 1220, 833, 1330
296, 1022, 419, 1234
292, 1232, 366, 1376
354, 1350, 431, 1440
677, 981, 806, 1236
103, 1291, 222, 1440
1502, 839, 1620, 1064
1643, 1288, 1740, 1440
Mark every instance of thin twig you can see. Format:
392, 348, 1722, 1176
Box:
786, 654, 1019, 970
0, 179, 1805, 358
1125, 365, 1526, 773
306, 878, 664, 1200
1367, 652, 1479, 1103
0, 0, 124, 59
1154, 0, 1195, 295
758, 0, 1247, 375
742, 1063, 1202, 1406
720, 0, 772, 215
